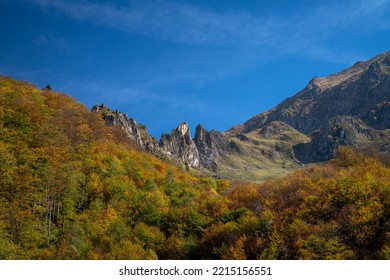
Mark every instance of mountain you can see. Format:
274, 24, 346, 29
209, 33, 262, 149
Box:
218, 52, 390, 180
239, 51, 390, 134
92, 51, 390, 181
227, 52, 390, 163
91, 104, 308, 180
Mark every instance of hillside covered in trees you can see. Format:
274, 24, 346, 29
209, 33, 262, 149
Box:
0, 76, 389, 259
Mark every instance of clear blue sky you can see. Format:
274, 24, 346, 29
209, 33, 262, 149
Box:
1, 0, 390, 138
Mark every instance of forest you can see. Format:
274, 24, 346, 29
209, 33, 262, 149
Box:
0, 75, 389, 259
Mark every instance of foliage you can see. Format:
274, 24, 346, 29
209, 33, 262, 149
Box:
0, 76, 389, 259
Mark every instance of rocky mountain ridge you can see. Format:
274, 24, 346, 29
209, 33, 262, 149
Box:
226, 50, 390, 166
92, 104, 230, 170
93, 50, 390, 180
91, 104, 160, 153
237, 51, 390, 135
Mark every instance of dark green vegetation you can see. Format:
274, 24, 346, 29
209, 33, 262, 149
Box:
0, 76, 389, 259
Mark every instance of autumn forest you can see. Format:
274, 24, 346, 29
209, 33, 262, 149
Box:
0, 76, 389, 260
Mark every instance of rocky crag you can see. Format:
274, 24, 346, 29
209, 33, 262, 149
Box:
92, 104, 160, 153
194, 124, 231, 171
92, 104, 230, 170
159, 123, 200, 169
93, 50, 390, 180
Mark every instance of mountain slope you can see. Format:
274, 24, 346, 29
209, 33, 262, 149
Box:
239, 51, 390, 135
216, 121, 310, 181
219, 51, 390, 177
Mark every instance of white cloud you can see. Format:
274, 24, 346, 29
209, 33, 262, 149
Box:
28, 0, 269, 45
27, 0, 390, 61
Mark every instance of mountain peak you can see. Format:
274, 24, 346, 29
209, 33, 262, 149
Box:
309, 50, 390, 91
160, 122, 200, 168
238, 50, 390, 135
177, 122, 190, 138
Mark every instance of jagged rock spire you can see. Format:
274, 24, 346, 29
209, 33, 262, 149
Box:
194, 124, 231, 171
160, 123, 200, 169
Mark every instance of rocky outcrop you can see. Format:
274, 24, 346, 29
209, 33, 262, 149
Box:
381, 143, 390, 152
294, 116, 372, 163
194, 124, 231, 171
92, 105, 232, 171
91, 104, 161, 153
363, 101, 390, 130
159, 123, 200, 169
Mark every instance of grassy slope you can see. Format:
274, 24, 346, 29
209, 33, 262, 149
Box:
217, 122, 310, 181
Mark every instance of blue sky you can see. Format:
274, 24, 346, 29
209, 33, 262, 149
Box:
1, 0, 390, 138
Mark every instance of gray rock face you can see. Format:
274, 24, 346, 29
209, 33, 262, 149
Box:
159, 123, 200, 169
294, 116, 372, 163
92, 105, 231, 171
91, 104, 160, 153
381, 143, 390, 152
363, 101, 390, 130
194, 124, 231, 171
